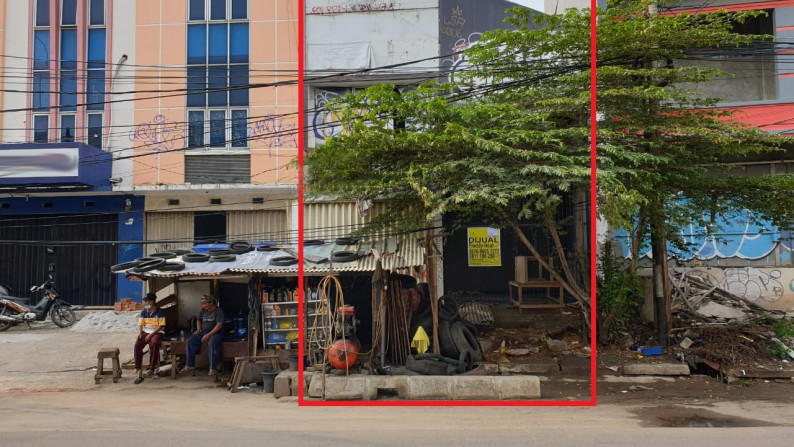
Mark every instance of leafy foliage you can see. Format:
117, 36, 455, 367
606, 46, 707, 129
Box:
597, 244, 643, 339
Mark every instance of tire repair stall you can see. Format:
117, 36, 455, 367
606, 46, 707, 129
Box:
115, 236, 441, 390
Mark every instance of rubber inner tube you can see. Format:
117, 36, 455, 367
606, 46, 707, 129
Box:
209, 254, 237, 263
131, 258, 166, 273
110, 260, 141, 273
159, 261, 186, 271
149, 251, 177, 259
270, 255, 298, 266
182, 253, 210, 263
334, 237, 358, 246
303, 239, 324, 246
206, 248, 230, 256
228, 241, 253, 254
330, 251, 359, 263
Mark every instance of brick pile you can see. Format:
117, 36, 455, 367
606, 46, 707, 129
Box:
113, 298, 144, 311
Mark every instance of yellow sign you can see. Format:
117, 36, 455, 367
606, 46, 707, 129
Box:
467, 227, 501, 267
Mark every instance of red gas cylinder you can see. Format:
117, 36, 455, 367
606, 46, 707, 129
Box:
327, 339, 361, 370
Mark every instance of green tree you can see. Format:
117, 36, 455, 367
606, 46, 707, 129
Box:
597, 0, 794, 343
305, 7, 594, 317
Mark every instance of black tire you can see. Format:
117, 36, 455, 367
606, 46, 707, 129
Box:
110, 260, 140, 273
50, 304, 76, 328
0, 306, 17, 332
256, 244, 280, 252
410, 312, 433, 330
169, 248, 193, 255
406, 357, 449, 375
450, 321, 483, 362
207, 249, 230, 256
460, 318, 479, 338
330, 251, 359, 263
131, 258, 166, 273
438, 319, 459, 358
438, 296, 459, 321
334, 237, 358, 246
182, 253, 210, 263
149, 251, 177, 259
457, 349, 473, 374
304, 239, 324, 246
271, 255, 298, 266
228, 241, 253, 254
209, 254, 236, 263
159, 261, 186, 271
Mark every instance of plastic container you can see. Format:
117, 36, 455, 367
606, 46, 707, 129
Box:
288, 354, 300, 371
642, 346, 663, 356
261, 370, 279, 393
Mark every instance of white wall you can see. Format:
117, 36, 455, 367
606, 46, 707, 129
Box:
3, 0, 30, 144
544, 0, 592, 14
305, 0, 439, 72
109, 0, 135, 186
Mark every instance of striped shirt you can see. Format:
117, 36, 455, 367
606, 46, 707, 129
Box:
138, 308, 166, 334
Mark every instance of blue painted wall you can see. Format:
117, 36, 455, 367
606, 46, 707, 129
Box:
0, 194, 144, 302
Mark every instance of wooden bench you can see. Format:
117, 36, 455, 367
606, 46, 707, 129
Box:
509, 257, 565, 312
160, 340, 249, 379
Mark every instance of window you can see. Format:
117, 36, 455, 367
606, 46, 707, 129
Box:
33, 1, 50, 138
187, 0, 249, 150
60, 115, 75, 143
37, 0, 107, 147
34, 116, 49, 143
87, 113, 102, 148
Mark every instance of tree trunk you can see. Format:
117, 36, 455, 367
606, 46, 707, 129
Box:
649, 210, 671, 346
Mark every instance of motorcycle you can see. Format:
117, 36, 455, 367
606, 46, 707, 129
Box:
0, 276, 83, 331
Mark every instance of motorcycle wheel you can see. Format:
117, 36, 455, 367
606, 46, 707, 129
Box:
0, 307, 18, 332
50, 305, 76, 328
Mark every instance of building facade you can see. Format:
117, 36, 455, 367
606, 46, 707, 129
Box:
0, 0, 299, 305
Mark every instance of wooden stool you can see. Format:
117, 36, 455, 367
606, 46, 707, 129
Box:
95, 347, 122, 384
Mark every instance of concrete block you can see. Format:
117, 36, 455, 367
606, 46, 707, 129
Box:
307, 375, 370, 400
404, 376, 451, 400
274, 373, 292, 399
500, 363, 558, 375
451, 376, 499, 400
495, 376, 542, 399
622, 363, 690, 376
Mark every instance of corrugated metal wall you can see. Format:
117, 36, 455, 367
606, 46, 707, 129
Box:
144, 212, 195, 255
227, 210, 288, 243
304, 201, 392, 240
0, 214, 118, 306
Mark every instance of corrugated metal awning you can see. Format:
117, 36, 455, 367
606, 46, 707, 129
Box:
122, 236, 424, 279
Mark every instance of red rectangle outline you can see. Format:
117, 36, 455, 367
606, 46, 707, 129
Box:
298, 0, 598, 407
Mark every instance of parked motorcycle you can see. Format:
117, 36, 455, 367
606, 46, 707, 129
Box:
0, 276, 83, 331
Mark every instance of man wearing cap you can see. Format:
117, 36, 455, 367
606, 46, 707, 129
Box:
180, 295, 224, 376
133, 293, 166, 384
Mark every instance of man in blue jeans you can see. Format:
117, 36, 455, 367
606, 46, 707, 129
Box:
180, 295, 224, 376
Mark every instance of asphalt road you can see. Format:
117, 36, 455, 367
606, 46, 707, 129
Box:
1, 389, 792, 446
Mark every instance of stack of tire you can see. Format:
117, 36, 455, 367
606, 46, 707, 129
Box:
406, 287, 483, 376
110, 241, 256, 274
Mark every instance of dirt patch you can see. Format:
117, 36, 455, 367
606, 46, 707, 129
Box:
632, 405, 779, 427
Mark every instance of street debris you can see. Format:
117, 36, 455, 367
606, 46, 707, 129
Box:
458, 301, 495, 327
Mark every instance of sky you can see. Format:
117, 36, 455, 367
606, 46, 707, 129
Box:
508, 0, 545, 12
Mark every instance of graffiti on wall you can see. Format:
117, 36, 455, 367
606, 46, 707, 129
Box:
440, 5, 466, 39
248, 115, 297, 149
310, 3, 396, 15
614, 209, 788, 261
312, 87, 414, 144
130, 114, 297, 152
129, 115, 186, 152
686, 267, 785, 304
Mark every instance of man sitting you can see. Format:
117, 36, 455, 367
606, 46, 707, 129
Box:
133, 293, 165, 384
180, 295, 224, 376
